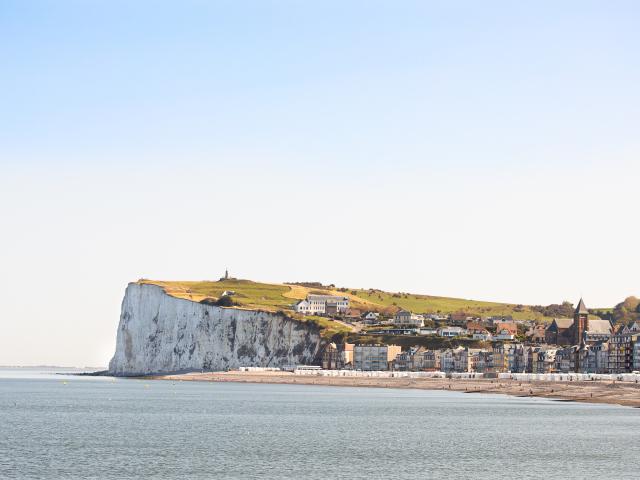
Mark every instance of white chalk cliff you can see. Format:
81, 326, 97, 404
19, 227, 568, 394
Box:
109, 283, 322, 376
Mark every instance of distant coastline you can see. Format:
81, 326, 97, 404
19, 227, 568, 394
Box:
0, 365, 106, 371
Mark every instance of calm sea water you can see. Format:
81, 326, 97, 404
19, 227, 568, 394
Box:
1, 369, 639, 479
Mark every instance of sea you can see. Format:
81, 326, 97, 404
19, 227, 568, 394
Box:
1, 368, 639, 479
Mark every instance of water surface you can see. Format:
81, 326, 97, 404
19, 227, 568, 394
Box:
1, 369, 638, 479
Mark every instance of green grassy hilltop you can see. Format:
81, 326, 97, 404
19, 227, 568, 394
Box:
348, 288, 546, 321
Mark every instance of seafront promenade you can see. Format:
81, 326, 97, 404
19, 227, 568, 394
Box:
149, 369, 640, 408
292, 368, 640, 383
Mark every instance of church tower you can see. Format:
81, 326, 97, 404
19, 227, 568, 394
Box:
573, 298, 589, 373
574, 298, 589, 345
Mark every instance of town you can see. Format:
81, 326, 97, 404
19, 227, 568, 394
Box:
294, 294, 640, 374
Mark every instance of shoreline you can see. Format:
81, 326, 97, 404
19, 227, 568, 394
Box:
145, 371, 640, 408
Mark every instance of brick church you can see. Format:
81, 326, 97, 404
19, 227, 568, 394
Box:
544, 298, 612, 346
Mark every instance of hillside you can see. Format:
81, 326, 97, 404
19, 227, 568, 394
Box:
138, 278, 553, 324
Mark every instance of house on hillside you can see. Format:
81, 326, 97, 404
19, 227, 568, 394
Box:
526, 324, 546, 343
418, 328, 438, 336
438, 326, 467, 338
293, 295, 349, 315
361, 311, 380, 324
494, 322, 517, 336
472, 330, 492, 341
394, 310, 425, 327
449, 312, 470, 326
485, 315, 514, 326
466, 322, 491, 340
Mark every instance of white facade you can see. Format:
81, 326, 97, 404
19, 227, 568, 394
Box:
473, 332, 492, 341
361, 312, 380, 324
494, 332, 516, 341
294, 295, 349, 314
438, 327, 466, 338
418, 328, 438, 336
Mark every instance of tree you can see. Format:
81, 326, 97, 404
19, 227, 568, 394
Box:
612, 296, 640, 325
532, 301, 574, 318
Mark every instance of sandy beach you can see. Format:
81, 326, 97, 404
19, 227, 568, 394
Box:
148, 371, 640, 408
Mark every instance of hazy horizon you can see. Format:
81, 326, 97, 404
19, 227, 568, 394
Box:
2, 0, 639, 366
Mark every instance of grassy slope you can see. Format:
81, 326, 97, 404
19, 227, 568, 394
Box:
350, 289, 549, 321
140, 279, 293, 310
138, 279, 553, 340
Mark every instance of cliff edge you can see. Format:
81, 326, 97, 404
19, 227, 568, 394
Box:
108, 283, 322, 376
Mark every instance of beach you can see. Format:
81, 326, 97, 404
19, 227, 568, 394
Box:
148, 370, 640, 408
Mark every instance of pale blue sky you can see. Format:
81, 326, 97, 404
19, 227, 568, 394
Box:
1, 1, 639, 366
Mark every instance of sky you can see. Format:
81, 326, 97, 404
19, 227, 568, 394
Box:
1, 1, 639, 366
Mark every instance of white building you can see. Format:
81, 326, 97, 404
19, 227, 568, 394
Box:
418, 328, 438, 336
293, 295, 350, 315
473, 332, 492, 341
438, 327, 467, 338
493, 330, 516, 341
361, 311, 380, 324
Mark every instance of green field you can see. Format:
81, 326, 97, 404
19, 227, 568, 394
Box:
139, 279, 294, 310
350, 289, 549, 321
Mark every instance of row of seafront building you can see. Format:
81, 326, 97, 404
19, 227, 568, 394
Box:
323, 340, 640, 374
320, 298, 640, 375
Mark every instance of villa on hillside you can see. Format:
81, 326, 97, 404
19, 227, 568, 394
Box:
438, 326, 467, 338
293, 295, 350, 315
394, 310, 425, 327
361, 311, 380, 324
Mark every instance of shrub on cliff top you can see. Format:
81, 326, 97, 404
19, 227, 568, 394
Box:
216, 295, 235, 307
200, 296, 235, 307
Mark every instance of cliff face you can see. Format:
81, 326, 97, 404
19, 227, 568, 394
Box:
108, 283, 322, 376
